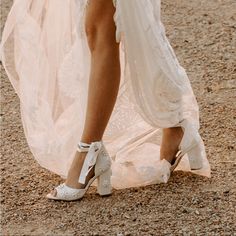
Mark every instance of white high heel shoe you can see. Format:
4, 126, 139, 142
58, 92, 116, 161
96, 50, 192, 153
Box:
46, 140, 112, 201
158, 119, 204, 183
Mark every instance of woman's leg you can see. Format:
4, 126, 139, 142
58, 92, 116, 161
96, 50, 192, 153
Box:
51, 0, 120, 195
81, 0, 120, 143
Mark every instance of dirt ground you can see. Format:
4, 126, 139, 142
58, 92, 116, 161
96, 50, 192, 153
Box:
1, 0, 236, 235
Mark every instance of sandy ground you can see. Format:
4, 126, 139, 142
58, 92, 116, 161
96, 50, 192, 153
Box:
1, 0, 236, 235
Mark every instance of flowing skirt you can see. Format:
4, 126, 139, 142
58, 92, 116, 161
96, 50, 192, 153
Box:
0, 0, 211, 189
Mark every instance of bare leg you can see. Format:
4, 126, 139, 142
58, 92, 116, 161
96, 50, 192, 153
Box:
81, 0, 120, 143
160, 127, 184, 164
50, 0, 120, 195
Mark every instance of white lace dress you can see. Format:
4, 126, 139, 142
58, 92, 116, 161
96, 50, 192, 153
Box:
0, 0, 211, 189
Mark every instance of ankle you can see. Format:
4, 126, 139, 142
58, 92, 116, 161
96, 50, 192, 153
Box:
80, 138, 102, 144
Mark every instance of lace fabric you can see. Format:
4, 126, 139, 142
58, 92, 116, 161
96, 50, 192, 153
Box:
0, 0, 210, 189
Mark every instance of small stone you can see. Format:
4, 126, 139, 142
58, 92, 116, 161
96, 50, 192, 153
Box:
124, 213, 130, 219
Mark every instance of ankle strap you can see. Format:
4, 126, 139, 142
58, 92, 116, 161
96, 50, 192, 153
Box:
77, 140, 104, 152
77, 141, 91, 152
77, 140, 103, 184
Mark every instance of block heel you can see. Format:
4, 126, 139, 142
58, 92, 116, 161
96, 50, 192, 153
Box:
187, 143, 203, 170
97, 168, 112, 196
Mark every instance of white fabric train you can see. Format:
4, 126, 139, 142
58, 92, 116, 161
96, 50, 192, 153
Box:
0, 0, 210, 189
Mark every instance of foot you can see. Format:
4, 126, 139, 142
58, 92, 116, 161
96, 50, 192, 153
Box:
160, 127, 184, 165
49, 151, 95, 197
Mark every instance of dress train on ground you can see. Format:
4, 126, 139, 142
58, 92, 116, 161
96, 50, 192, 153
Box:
0, 0, 210, 189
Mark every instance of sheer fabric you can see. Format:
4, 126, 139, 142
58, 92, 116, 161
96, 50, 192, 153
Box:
0, 0, 210, 189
